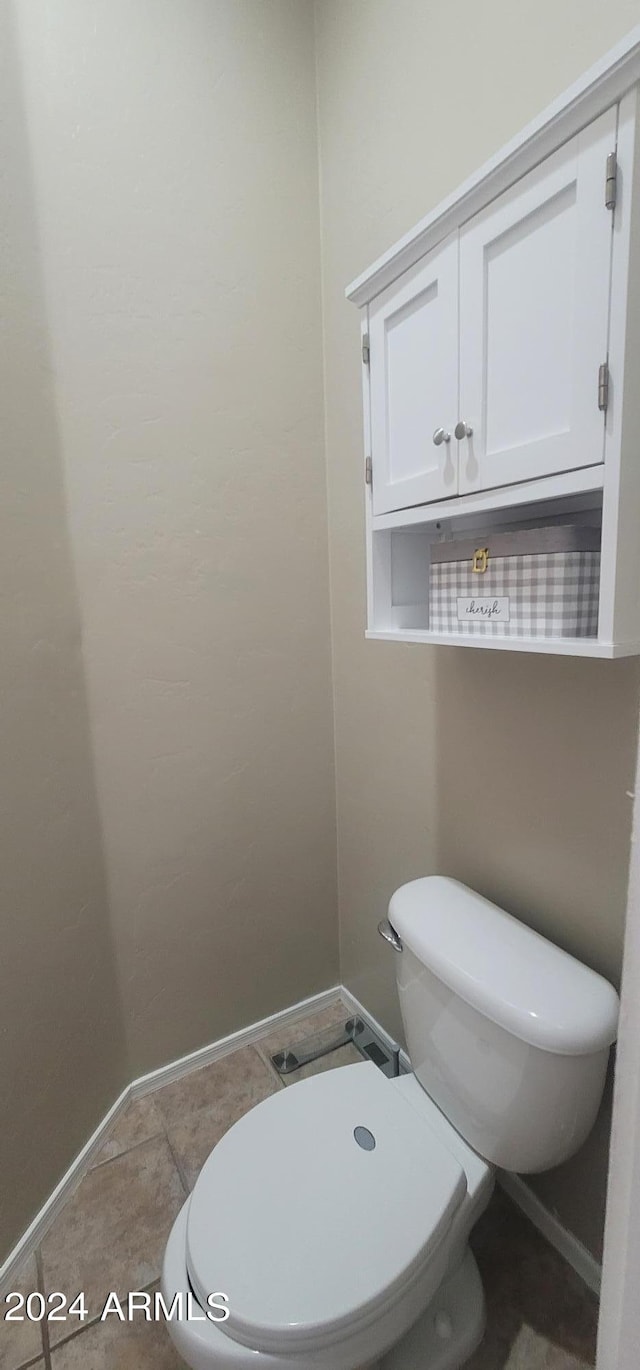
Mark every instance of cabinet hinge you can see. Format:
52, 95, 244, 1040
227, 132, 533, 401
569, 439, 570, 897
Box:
365, 455, 373, 485
362, 334, 370, 366
598, 361, 610, 412
605, 151, 617, 210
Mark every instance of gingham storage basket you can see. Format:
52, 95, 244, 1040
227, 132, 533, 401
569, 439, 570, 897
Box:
429, 525, 600, 639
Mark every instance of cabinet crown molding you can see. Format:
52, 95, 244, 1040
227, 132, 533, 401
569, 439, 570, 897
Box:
346, 23, 640, 308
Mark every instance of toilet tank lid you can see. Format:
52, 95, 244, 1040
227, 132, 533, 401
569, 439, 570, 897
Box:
388, 877, 619, 1056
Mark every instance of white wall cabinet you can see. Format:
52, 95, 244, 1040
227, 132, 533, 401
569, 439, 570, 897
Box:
368, 106, 616, 517
347, 41, 640, 657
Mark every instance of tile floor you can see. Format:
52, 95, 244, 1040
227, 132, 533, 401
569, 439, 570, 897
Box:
1, 999, 599, 1370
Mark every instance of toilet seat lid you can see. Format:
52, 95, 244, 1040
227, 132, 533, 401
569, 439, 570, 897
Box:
186, 1062, 466, 1355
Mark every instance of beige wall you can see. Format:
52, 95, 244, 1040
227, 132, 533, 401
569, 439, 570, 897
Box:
314, 0, 640, 1258
11, 0, 338, 1082
0, 2, 128, 1258
2, 0, 337, 1257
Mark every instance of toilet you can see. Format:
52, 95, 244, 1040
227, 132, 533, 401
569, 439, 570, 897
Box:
162, 877, 619, 1370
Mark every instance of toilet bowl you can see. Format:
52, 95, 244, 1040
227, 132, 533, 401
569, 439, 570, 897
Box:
162, 1064, 492, 1370
163, 877, 620, 1370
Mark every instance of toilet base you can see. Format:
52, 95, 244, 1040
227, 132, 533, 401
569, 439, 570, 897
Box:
380, 1248, 485, 1370
162, 1200, 485, 1370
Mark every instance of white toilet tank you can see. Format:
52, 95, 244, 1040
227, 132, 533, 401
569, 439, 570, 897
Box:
388, 878, 620, 1173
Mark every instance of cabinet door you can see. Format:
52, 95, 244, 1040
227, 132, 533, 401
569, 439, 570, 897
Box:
369, 233, 458, 516
458, 106, 616, 495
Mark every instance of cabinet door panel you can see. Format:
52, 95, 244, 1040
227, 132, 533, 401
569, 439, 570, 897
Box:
458, 106, 616, 494
369, 234, 458, 515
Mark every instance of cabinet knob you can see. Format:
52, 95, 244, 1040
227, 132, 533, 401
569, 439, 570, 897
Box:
454, 420, 473, 439
433, 427, 451, 446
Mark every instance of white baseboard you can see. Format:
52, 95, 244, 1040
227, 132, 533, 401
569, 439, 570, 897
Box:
498, 1171, 602, 1295
0, 984, 343, 1295
0, 1085, 131, 1296
130, 985, 343, 1097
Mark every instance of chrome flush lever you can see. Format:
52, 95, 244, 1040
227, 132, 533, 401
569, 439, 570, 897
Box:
378, 918, 403, 952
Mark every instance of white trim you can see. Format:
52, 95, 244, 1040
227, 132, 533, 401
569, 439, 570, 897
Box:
130, 985, 343, 1097
596, 717, 640, 1369
498, 1172, 602, 1296
0, 985, 343, 1295
364, 630, 636, 658
0, 1085, 131, 1296
371, 465, 605, 532
346, 24, 640, 305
